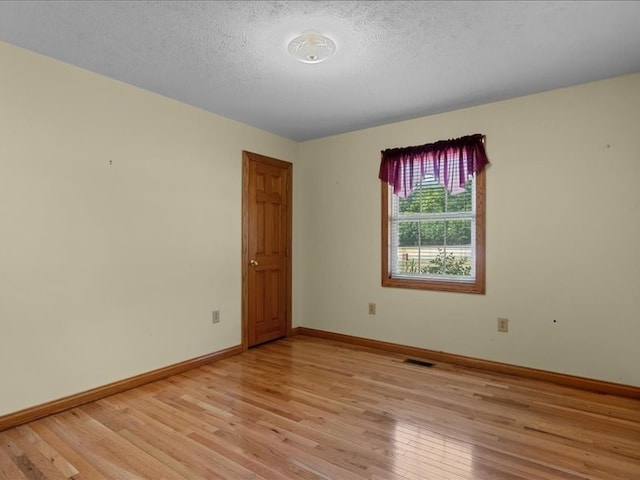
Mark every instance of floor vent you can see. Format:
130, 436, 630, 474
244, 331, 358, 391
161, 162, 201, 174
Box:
404, 358, 435, 368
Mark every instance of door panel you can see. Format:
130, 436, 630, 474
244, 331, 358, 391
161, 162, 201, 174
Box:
242, 151, 291, 348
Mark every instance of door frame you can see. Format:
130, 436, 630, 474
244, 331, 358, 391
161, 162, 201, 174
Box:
241, 151, 293, 351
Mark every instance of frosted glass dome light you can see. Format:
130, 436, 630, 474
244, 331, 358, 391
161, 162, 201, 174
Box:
287, 31, 336, 64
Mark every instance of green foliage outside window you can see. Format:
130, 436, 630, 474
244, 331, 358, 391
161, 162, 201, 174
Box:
400, 249, 471, 276
398, 179, 472, 246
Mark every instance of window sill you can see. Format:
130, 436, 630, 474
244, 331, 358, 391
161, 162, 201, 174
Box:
382, 276, 485, 294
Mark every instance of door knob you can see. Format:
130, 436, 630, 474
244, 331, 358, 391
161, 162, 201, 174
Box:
250, 259, 259, 267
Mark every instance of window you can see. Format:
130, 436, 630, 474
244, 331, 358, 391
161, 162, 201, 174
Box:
379, 134, 487, 294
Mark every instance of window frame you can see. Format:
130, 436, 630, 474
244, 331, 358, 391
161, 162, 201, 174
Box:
381, 169, 486, 294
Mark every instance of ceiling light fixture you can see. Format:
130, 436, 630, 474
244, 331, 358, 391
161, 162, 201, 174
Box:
287, 31, 336, 64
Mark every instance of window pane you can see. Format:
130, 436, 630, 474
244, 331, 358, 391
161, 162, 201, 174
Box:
397, 222, 419, 273
417, 221, 445, 273
417, 176, 445, 214
398, 192, 421, 214
446, 181, 473, 213
446, 219, 472, 246
398, 176, 473, 217
443, 219, 472, 276
398, 221, 419, 248
420, 220, 445, 246
443, 248, 472, 276
394, 219, 472, 278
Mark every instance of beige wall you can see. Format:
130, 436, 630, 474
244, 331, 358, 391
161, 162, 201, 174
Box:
0, 42, 298, 416
296, 73, 640, 386
2, 39, 638, 417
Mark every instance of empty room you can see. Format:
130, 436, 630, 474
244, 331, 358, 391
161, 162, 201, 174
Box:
1, 1, 639, 479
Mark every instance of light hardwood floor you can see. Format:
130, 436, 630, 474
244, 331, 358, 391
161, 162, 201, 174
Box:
1, 335, 639, 479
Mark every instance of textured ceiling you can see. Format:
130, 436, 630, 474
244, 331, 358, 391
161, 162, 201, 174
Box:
1, 1, 639, 141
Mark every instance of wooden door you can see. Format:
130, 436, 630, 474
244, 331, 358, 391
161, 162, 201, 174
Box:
242, 151, 292, 348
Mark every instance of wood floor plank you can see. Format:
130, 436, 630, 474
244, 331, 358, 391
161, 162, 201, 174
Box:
0, 445, 31, 480
1, 428, 72, 480
28, 420, 108, 480
1, 335, 639, 479
6, 426, 79, 479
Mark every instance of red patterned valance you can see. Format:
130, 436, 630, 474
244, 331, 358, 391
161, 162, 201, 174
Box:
379, 134, 489, 197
